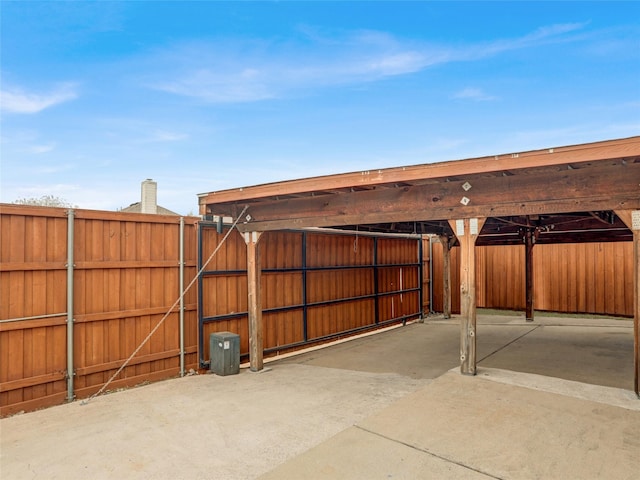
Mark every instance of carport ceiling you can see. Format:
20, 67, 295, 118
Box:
199, 136, 640, 244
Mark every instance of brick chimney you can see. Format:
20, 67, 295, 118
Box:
141, 179, 158, 214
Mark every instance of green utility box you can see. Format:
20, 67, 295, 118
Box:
209, 332, 240, 376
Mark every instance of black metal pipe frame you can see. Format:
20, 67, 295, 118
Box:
374, 237, 380, 324
200, 287, 421, 324
418, 238, 424, 319
197, 224, 423, 367
302, 232, 308, 342
200, 262, 420, 276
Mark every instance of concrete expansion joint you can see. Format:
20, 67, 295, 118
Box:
353, 425, 502, 479
476, 325, 541, 363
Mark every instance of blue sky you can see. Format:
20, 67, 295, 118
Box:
1, 1, 639, 215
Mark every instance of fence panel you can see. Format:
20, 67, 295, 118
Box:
1, 205, 199, 416
480, 245, 525, 310
71, 211, 199, 399
431, 239, 633, 317
198, 228, 422, 365
3, 205, 424, 415
533, 242, 633, 316
1, 206, 69, 414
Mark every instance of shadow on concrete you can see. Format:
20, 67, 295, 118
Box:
275, 312, 635, 390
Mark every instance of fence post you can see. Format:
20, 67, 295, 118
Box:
429, 235, 434, 314
66, 209, 75, 402
244, 231, 264, 372
179, 217, 185, 377
525, 228, 535, 322
438, 235, 452, 319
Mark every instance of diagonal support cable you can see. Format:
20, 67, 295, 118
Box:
82, 206, 249, 405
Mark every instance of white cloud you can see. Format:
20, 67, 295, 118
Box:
471, 22, 589, 58
12, 183, 80, 197
154, 68, 275, 103
146, 37, 437, 103
145, 130, 189, 143
144, 22, 587, 104
0, 83, 78, 114
360, 51, 428, 76
1, 131, 57, 155
523, 23, 589, 43
452, 87, 497, 101
3, 182, 134, 212
27, 143, 56, 154
33, 163, 75, 174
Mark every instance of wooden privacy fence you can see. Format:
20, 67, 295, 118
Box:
198, 226, 424, 366
431, 240, 633, 317
1, 205, 199, 416
1, 205, 424, 415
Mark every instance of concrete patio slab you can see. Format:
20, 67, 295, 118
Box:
262, 369, 640, 480
259, 425, 491, 480
0, 364, 428, 480
1, 313, 637, 479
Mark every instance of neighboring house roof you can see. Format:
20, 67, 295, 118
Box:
121, 179, 180, 215
120, 202, 179, 216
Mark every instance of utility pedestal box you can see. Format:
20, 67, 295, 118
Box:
209, 332, 240, 376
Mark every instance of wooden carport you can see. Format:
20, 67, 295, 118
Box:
199, 136, 640, 396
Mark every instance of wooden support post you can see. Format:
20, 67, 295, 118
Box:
525, 228, 535, 322
438, 235, 452, 319
448, 218, 486, 375
614, 210, 640, 397
244, 231, 264, 372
